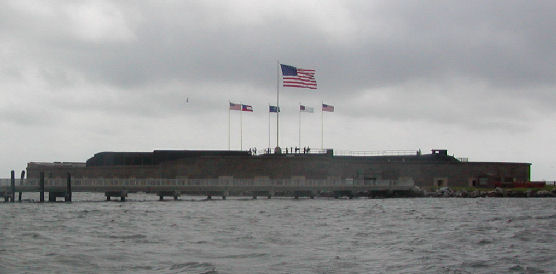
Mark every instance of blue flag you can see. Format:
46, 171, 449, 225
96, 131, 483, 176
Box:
269, 105, 280, 113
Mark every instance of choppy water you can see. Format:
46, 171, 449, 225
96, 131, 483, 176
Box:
1, 194, 555, 273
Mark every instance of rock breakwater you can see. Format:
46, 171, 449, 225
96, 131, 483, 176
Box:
418, 187, 556, 198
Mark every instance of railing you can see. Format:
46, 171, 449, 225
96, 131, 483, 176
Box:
254, 147, 327, 155
333, 150, 418, 157
0, 179, 23, 187
0, 177, 415, 190
253, 148, 418, 157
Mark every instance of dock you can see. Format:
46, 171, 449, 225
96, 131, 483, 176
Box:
0, 171, 415, 202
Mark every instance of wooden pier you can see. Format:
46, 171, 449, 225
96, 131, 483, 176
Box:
0, 171, 416, 202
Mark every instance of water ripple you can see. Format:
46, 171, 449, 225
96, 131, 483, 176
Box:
1, 196, 555, 273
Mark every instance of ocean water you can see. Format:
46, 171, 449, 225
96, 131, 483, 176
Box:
1, 194, 555, 273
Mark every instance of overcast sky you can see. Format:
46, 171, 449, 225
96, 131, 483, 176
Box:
1, 0, 555, 180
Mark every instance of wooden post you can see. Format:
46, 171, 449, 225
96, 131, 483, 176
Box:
65, 173, 72, 202
19, 170, 25, 202
39, 172, 45, 203
10, 170, 15, 202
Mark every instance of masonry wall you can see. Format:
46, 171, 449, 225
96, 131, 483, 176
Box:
27, 154, 531, 188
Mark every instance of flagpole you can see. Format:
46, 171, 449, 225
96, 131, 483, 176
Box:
321, 100, 324, 149
268, 104, 271, 150
298, 104, 301, 149
228, 101, 231, 150
276, 60, 280, 150
240, 103, 243, 151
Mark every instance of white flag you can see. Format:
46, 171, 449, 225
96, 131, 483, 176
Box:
300, 105, 314, 113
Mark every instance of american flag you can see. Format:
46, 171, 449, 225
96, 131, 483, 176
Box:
322, 103, 334, 112
281, 64, 317, 90
229, 102, 241, 110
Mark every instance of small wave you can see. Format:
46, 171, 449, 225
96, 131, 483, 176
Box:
169, 262, 216, 272
19, 232, 50, 240
534, 214, 556, 220
220, 253, 267, 259
508, 264, 546, 273
355, 232, 370, 237
477, 239, 493, 245
512, 230, 534, 241
107, 234, 147, 240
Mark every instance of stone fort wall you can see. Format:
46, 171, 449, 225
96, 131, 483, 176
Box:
26, 151, 530, 188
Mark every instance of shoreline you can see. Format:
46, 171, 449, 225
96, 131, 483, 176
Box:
417, 186, 556, 198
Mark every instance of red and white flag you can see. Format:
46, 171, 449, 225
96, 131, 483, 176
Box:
300, 105, 314, 113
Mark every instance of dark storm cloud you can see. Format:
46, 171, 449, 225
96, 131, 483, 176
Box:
4, 1, 554, 94
1, 0, 554, 133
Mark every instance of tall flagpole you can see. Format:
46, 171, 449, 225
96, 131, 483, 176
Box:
321, 100, 324, 149
240, 103, 243, 151
298, 104, 301, 149
228, 101, 231, 150
268, 104, 271, 149
276, 60, 280, 149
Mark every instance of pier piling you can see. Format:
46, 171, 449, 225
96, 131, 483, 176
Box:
65, 173, 72, 202
39, 172, 44, 202
10, 170, 15, 202
19, 170, 25, 202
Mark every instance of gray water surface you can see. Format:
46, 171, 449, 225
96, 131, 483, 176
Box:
1, 195, 555, 273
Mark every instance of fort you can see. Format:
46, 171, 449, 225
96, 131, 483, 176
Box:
27, 148, 530, 187
1, 148, 531, 201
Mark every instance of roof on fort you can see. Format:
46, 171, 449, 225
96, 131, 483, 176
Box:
84, 149, 467, 167
86, 150, 250, 167
28, 162, 86, 168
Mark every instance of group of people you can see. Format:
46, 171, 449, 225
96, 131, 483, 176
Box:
286, 146, 311, 154
254, 147, 311, 154
257, 147, 312, 155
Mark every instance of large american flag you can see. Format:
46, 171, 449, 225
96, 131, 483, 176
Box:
281, 64, 317, 90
